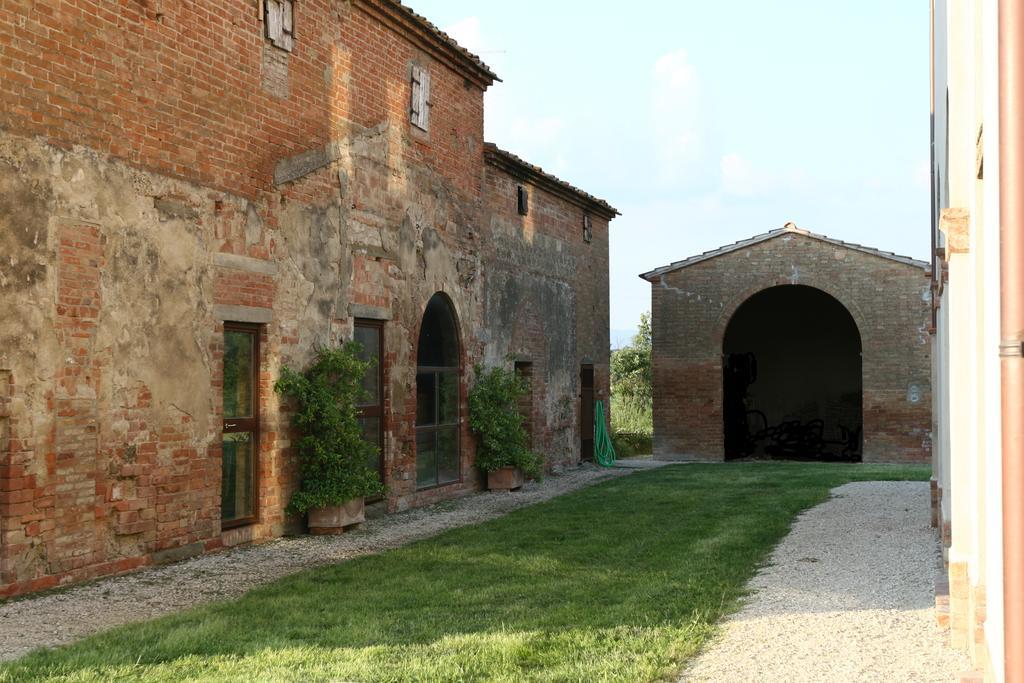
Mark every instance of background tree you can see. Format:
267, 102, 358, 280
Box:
610, 312, 653, 454
611, 312, 652, 404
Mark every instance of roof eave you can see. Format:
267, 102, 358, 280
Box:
484, 143, 619, 221
640, 227, 929, 281
355, 0, 500, 90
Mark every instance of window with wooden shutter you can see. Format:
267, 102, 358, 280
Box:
410, 65, 431, 131
583, 214, 593, 243
265, 0, 294, 52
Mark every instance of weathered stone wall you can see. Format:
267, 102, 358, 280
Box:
0, 1, 613, 596
482, 163, 612, 468
0, 125, 489, 596
648, 231, 932, 463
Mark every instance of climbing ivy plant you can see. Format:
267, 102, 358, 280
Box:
275, 343, 384, 515
468, 364, 543, 480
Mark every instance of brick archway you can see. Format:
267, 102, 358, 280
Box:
721, 284, 864, 461
714, 278, 870, 351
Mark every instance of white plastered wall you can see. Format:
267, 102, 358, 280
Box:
945, 0, 977, 579
980, 0, 1004, 676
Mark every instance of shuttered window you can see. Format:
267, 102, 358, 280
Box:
410, 65, 431, 131
265, 0, 295, 52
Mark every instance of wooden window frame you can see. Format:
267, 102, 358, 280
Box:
415, 365, 461, 491
517, 185, 529, 216
222, 322, 261, 530
579, 364, 595, 463
410, 65, 431, 131
355, 319, 385, 500
264, 0, 295, 52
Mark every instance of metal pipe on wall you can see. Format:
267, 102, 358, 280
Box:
999, 2, 1024, 680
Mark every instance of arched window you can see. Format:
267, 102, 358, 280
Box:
416, 294, 460, 488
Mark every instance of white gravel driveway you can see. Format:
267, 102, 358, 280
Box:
681, 480, 970, 682
0, 465, 629, 662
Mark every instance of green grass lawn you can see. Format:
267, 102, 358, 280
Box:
1, 463, 930, 683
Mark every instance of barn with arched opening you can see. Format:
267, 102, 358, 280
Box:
640, 223, 932, 464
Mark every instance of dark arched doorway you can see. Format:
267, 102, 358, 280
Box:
723, 285, 862, 461
416, 293, 461, 488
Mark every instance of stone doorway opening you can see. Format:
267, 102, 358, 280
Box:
722, 285, 863, 461
415, 293, 461, 489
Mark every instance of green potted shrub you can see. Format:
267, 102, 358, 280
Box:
468, 364, 543, 490
275, 343, 384, 533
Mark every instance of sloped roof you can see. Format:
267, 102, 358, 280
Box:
357, 0, 499, 88
484, 144, 619, 220
639, 223, 929, 281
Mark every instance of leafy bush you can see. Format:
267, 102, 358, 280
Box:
611, 312, 652, 405
610, 393, 653, 437
611, 431, 653, 458
275, 343, 384, 515
611, 312, 653, 457
468, 365, 543, 480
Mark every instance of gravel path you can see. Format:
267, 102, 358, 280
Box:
681, 481, 970, 682
0, 464, 630, 662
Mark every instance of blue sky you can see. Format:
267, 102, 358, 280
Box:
412, 1, 931, 347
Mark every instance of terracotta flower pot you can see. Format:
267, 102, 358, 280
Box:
307, 497, 365, 535
487, 466, 525, 491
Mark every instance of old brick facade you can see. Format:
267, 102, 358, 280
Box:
641, 224, 931, 464
0, 0, 615, 597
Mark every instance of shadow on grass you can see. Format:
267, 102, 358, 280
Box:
0, 463, 929, 683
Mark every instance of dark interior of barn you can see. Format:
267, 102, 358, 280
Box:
723, 285, 863, 461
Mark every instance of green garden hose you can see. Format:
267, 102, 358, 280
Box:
593, 399, 617, 467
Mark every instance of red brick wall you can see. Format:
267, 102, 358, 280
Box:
0, 0, 484, 200
649, 232, 931, 463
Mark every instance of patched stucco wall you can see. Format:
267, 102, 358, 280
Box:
482, 161, 612, 468
0, 0, 614, 597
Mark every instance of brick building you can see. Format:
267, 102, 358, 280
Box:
0, 0, 616, 597
640, 223, 931, 464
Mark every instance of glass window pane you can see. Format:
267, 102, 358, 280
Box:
221, 431, 254, 522
223, 331, 254, 419
438, 371, 459, 425
417, 294, 459, 368
354, 325, 380, 406
416, 431, 437, 488
359, 416, 382, 474
436, 426, 459, 485
416, 372, 436, 426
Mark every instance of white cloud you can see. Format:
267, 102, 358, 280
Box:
913, 158, 931, 190
492, 116, 571, 176
719, 153, 810, 197
443, 16, 484, 56
721, 153, 757, 196
652, 49, 702, 183
509, 116, 565, 148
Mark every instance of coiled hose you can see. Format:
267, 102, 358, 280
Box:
593, 399, 617, 467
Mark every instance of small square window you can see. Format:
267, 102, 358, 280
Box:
265, 0, 294, 52
517, 185, 529, 216
410, 65, 432, 131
